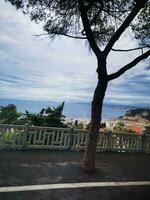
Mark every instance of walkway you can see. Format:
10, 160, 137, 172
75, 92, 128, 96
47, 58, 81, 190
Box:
0, 150, 150, 199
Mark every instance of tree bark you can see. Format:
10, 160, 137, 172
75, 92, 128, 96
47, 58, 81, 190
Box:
81, 78, 108, 173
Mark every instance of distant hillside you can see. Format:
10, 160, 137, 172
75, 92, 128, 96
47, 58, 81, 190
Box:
125, 108, 150, 121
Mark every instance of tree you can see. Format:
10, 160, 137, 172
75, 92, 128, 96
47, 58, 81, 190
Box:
113, 121, 134, 133
113, 121, 126, 132
72, 120, 84, 129
125, 108, 150, 120
0, 104, 21, 124
23, 110, 44, 126
44, 101, 66, 127
24, 102, 66, 127
5, 0, 150, 172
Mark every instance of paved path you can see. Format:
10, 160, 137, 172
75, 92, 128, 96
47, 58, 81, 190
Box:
0, 150, 150, 199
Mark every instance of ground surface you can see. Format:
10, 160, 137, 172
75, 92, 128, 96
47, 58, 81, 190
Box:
0, 150, 150, 200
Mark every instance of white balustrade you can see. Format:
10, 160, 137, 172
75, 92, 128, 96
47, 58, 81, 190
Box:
0, 124, 150, 153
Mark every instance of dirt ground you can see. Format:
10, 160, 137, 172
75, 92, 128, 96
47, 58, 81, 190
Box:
0, 150, 150, 200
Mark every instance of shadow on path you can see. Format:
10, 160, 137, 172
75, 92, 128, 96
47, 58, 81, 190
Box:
0, 150, 150, 199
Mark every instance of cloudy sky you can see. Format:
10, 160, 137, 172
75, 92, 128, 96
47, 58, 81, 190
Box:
0, 1, 150, 106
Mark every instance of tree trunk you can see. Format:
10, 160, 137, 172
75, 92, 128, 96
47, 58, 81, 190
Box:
81, 78, 108, 173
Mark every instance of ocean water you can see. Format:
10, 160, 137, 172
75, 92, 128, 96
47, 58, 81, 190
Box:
0, 99, 129, 120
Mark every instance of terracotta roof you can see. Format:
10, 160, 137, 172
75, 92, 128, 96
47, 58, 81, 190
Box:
127, 126, 142, 133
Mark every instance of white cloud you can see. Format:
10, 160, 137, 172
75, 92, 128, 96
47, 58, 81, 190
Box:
0, 1, 149, 106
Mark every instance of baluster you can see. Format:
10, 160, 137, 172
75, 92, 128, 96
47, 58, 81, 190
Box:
120, 135, 124, 151
63, 134, 67, 147
1, 127, 5, 148
38, 129, 42, 143
60, 131, 63, 147
47, 133, 50, 146
22, 125, 28, 150
13, 128, 16, 148
28, 131, 32, 146
33, 132, 37, 146
131, 136, 134, 152
107, 132, 112, 152
56, 131, 59, 143
51, 131, 55, 146
68, 128, 74, 150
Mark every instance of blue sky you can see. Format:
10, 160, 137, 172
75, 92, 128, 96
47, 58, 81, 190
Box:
0, 1, 150, 106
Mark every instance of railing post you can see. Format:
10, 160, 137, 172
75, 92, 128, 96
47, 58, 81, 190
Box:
68, 128, 74, 150
141, 132, 145, 153
22, 125, 29, 150
0, 126, 5, 149
107, 131, 112, 152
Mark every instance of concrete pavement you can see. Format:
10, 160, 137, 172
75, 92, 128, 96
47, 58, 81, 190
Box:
0, 150, 150, 199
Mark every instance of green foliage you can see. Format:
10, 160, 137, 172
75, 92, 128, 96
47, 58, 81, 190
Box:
5, 0, 149, 47
100, 122, 106, 128
0, 129, 23, 145
113, 121, 134, 133
113, 122, 122, 132
132, 1, 150, 46
72, 120, 84, 129
0, 104, 21, 124
0, 102, 66, 127
23, 102, 67, 127
125, 108, 150, 120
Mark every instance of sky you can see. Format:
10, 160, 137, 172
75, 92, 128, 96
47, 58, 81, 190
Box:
0, 1, 150, 106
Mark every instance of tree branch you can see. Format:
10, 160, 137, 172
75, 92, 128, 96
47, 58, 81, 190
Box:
90, 7, 103, 27
82, 0, 104, 35
85, 0, 95, 12
108, 49, 150, 81
103, 9, 124, 23
78, 0, 102, 57
112, 45, 150, 52
34, 33, 87, 39
103, 0, 148, 57
81, 6, 104, 36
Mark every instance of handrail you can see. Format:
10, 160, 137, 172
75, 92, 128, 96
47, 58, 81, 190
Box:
0, 124, 149, 153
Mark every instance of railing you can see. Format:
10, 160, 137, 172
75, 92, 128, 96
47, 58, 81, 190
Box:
0, 124, 150, 153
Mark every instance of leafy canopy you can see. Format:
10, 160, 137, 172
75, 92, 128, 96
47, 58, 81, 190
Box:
113, 121, 134, 133
6, 0, 150, 48
132, 2, 150, 46
0, 102, 67, 127
0, 104, 21, 124
23, 102, 66, 127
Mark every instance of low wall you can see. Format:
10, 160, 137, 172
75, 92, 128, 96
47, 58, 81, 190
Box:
0, 124, 150, 153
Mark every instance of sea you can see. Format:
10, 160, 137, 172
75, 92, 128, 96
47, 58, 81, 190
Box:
0, 98, 132, 120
